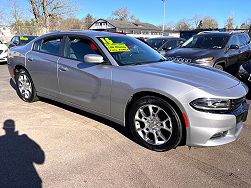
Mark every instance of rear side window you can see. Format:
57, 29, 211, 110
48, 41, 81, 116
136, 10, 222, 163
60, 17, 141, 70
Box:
244, 34, 250, 44
33, 37, 63, 56
239, 34, 248, 46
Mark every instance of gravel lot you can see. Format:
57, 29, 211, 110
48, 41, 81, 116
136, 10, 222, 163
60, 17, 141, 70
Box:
0, 63, 251, 188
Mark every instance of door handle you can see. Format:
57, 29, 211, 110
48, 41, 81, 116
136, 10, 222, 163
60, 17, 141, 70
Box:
27, 57, 33, 61
58, 66, 68, 72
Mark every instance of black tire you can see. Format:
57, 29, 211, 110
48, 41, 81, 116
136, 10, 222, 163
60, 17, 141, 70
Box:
128, 96, 183, 151
214, 63, 224, 70
15, 69, 38, 102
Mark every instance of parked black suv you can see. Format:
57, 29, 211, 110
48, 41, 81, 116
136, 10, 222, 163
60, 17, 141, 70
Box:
165, 31, 251, 75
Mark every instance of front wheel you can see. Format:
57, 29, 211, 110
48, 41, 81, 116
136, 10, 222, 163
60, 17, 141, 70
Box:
214, 64, 224, 70
15, 69, 38, 102
128, 96, 183, 151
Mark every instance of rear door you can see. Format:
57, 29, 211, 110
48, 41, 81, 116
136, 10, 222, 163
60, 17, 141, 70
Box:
26, 36, 63, 97
57, 35, 112, 115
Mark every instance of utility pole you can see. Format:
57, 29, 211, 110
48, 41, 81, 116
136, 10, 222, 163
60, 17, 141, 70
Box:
162, 0, 167, 35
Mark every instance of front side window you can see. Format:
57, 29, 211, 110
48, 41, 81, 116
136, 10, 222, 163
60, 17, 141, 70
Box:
19, 36, 36, 45
182, 34, 229, 49
38, 37, 62, 56
228, 35, 240, 47
65, 37, 101, 61
98, 36, 164, 66
162, 40, 178, 50
146, 38, 167, 49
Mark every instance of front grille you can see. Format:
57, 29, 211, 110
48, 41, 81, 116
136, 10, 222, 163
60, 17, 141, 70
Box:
231, 97, 246, 110
166, 56, 192, 63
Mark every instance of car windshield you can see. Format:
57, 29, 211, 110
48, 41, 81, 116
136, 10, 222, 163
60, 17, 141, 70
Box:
19, 36, 36, 45
98, 36, 165, 66
181, 34, 229, 49
146, 38, 169, 49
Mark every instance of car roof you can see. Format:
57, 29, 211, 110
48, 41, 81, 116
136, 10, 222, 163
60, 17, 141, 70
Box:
39, 30, 123, 39
14, 35, 37, 37
147, 37, 181, 40
197, 31, 247, 37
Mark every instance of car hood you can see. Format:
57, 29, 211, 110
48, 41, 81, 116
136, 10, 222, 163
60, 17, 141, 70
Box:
165, 48, 220, 60
125, 61, 240, 90
0, 44, 8, 50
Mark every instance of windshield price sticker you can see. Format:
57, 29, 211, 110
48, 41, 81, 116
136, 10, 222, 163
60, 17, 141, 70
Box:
20, 36, 29, 41
100, 38, 129, 52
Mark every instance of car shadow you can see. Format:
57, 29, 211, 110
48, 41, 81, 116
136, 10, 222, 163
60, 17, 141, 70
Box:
9, 78, 134, 143
0, 119, 45, 188
39, 97, 135, 142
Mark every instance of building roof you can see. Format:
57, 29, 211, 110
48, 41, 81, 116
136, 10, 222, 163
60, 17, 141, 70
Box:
90, 19, 161, 31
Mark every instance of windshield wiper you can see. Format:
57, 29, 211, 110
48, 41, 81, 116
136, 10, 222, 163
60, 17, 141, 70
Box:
158, 59, 166, 62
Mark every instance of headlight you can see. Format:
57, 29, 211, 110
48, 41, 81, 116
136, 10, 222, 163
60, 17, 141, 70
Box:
195, 57, 214, 63
4, 49, 8, 53
190, 98, 230, 112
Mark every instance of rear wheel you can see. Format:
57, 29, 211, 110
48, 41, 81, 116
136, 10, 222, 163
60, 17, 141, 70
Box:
15, 69, 38, 102
128, 96, 183, 151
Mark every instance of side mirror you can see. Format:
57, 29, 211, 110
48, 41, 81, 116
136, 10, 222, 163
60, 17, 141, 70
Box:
178, 43, 184, 47
159, 50, 166, 56
229, 44, 239, 50
13, 40, 19, 46
84, 54, 104, 64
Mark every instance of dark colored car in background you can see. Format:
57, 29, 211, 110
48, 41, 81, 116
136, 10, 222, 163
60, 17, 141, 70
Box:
9, 35, 37, 48
165, 31, 251, 75
238, 60, 251, 86
146, 37, 185, 54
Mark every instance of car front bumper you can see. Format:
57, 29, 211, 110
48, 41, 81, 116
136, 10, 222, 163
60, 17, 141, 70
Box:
185, 100, 249, 147
0, 52, 7, 62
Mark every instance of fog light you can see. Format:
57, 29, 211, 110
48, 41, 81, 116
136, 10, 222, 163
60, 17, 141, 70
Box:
211, 131, 228, 139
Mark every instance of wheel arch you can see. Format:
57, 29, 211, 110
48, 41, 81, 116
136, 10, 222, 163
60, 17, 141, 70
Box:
214, 60, 226, 69
14, 64, 28, 76
125, 91, 187, 145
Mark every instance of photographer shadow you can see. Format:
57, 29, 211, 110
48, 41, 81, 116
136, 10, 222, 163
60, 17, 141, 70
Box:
0, 119, 45, 188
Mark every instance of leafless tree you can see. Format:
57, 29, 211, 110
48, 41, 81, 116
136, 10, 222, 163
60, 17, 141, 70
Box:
225, 16, 235, 30
111, 7, 140, 22
28, 0, 78, 32
175, 19, 192, 31
240, 19, 251, 29
192, 15, 203, 29
200, 16, 218, 29
112, 7, 130, 21
10, 0, 23, 34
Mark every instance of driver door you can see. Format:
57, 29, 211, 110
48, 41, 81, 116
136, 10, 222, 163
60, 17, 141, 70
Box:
57, 35, 112, 115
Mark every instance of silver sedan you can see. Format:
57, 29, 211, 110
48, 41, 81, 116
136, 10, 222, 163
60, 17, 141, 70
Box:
7, 31, 249, 151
